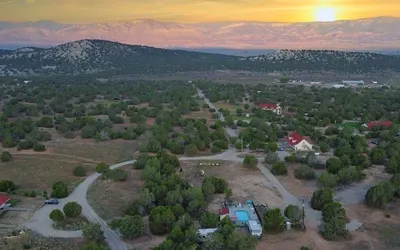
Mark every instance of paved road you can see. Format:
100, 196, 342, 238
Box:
25, 160, 136, 249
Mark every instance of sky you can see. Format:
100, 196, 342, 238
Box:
0, 0, 398, 23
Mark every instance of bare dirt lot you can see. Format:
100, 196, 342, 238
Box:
87, 165, 144, 222
0, 197, 43, 237
180, 160, 283, 211
0, 229, 87, 250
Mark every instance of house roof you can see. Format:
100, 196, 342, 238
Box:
284, 131, 312, 146
218, 207, 229, 215
258, 103, 277, 109
0, 194, 10, 205
365, 121, 392, 129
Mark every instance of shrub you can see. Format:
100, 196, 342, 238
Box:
265, 152, 280, 165
0, 180, 16, 192
73, 166, 87, 177
184, 144, 198, 156
29, 190, 37, 197
149, 206, 176, 235
105, 169, 128, 181
211, 146, 222, 154
63, 201, 82, 218
82, 223, 104, 242
294, 165, 316, 180
0, 151, 12, 162
311, 189, 333, 210
263, 208, 284, 232
49, 209, 65, 223
243, 155, 258, 167
119, 215, 146, 239
33, 143, 46, 152
95, 162, 110, 174
51, 181, 68, 198
271, 162, 287, 175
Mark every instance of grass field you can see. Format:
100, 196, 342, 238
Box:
0, 155, 94, 190
87, 166, 144, 222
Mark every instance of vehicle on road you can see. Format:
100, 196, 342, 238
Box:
44, 198, 59, 205
278, 147, 284, 151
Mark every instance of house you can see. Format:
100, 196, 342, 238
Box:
362, 121, 392, 130
284, 131, 313, 151
219, 200, 263, 238
0, 194, 11, 210
257, 103, 282, 115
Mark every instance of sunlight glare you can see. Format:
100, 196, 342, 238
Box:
315, 7, 336, 22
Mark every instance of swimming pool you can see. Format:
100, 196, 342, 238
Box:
235, 210, 249, 222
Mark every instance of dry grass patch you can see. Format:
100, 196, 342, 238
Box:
51, 139, 137, 164
180, 160, 283, 209
0, 156, 94, 190
87, 166, 144, 222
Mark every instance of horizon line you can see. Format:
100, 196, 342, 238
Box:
0, 15, 398, 25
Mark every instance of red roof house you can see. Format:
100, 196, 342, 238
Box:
257, 103, 282, 115
258, 103, 277, 109
284, 132, 313, 151
0, 194, 10, 208
364, 121, 392, 130
218, 207, 229, 215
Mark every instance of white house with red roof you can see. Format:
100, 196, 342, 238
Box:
257, 103, 282, 115
284, 131, 313, 151
0, 194, 11, 210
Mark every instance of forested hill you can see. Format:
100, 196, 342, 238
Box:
0, 39, 399, 76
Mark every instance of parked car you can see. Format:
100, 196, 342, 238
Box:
278, 147, 284, 151
44, 198, 59, 205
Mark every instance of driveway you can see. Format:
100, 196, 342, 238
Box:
24, 160, 136, 250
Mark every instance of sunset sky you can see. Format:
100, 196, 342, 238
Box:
0, 0, 398, 23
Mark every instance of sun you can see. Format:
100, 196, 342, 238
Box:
315, 7, 336, 22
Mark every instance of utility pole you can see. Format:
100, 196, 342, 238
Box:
302, 199, 305, 230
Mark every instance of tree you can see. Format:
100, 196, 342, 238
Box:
236, 108, 243, 116
326, 157, 342, 174
137, 188, 155, 214
95, 162, 110, 174
370, 148, 386, 165
320, 142, 329, 153
390, 174, 400, 197
82, 223, 104, 242
267, 142, 278, 152
386, 156, 400, 174
63, 201, 82, 218
79, 242, 108, 250
0, 151, 12, 162
322, 217, 348, 241
317, 172, 338, 188
73, 166, 87, 177
337, 166, 362, 185
271, 162, 288, 175
294, 165, 316, 180
365, 182, 394, 208
120, 215, 146, 239
200, 211, 219, 228
202, 180, 216, 201
49, 209, 64, 224
51, 181, 68, 198
284, 205, 302, 225
306, 152, 317, 166
243, 155, 258, 167
185, 144, 198, 156
248, 140, 259, 151
149, 206, 176, 235
263, 208, 284, 232
244, 103, 250, 110
321, 202, 346, 223
311, 189, 333, 210
33, 143, 46, 151
0, 180, 16, 192
265, 152, 280, 165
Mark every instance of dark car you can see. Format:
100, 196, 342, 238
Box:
44, 198, 59, 205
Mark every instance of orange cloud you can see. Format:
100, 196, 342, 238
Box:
0, 0, 398, 23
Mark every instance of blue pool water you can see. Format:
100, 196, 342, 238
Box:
235, 210, 249, 222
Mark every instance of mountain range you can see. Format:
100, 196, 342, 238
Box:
1, 39, 399, 76
1, 17, 400, 50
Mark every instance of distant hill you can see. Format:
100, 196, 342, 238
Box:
0, 39, 399, 76
1, 17, 400, 50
